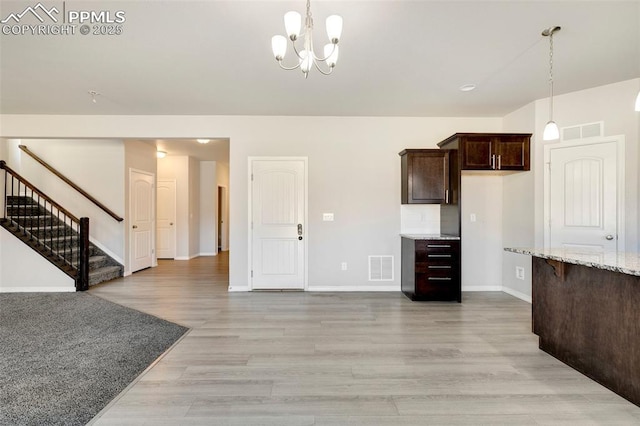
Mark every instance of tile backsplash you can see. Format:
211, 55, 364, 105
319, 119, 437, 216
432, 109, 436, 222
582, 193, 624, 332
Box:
400, 204, 440, 234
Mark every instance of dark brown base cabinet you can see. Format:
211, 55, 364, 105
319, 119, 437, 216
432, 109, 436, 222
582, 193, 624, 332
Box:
401, 237, 461, 302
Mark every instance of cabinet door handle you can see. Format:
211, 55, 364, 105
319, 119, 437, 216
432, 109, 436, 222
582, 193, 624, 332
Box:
428, 265, 452, 269
445, 189, 449, 204
491, 154, 496, 169
497, 155, 501, 170
427, 244, 451, 248
428, 277, 452, 281
428, 254, 452, 258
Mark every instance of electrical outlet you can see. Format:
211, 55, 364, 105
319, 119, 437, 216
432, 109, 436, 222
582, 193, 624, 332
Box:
516, 266, 525, 280
341, 262, 347, 271
470, 213, 477, 222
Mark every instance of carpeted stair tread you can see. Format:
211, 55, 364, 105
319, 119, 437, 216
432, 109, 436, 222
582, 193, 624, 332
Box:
89, 266, 123, 286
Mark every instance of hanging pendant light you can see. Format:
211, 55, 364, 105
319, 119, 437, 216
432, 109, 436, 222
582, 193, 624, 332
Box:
271, 0, 342, 78
542, 26, 561, 141
635, 90, 640, 111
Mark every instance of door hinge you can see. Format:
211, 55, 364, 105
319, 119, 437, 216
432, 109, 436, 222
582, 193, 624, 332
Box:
251, 270, 253, 278
251, 173, 254, 181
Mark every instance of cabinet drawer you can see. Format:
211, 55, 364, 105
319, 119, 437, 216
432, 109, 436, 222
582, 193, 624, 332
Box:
415, 275, 459, 301
415, 263, 456, 277
416, 240, 459, 253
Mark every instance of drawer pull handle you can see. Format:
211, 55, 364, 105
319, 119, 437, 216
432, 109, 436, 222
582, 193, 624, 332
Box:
428, 254, 452, 258
427, 244, 451, 248
428, 265, 451, 269
428, 277, 452, 281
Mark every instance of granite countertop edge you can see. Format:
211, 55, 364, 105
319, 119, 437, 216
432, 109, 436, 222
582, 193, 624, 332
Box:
504, 247, 640, 277
400, 234, 461, 240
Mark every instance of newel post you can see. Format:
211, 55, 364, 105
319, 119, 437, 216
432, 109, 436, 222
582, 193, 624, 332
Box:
77, 217, 90, 291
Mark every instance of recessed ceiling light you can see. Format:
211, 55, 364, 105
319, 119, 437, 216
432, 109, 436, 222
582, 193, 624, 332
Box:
197, 139, 210, 144
459, 84, 476, 92
156, 151, 167, 158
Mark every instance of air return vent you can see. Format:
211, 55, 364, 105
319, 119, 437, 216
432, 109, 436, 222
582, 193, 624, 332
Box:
369, 255, 394, 281
561, 121, 603, 141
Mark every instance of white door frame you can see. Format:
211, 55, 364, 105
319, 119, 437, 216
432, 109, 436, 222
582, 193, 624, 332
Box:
218, 184, 229, 252
543, 135, 625, 249
247, 156, 308, 290
129, 168, 156, 271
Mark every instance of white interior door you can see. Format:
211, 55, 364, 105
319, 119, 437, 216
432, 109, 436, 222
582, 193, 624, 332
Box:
157, 179, 176, 259
549, 141, 619, 251
130, 169, 154, 272
250, 158, 306, 290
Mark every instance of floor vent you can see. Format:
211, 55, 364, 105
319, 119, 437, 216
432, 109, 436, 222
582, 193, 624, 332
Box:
369, 255, 394, 281
561, 121, 604, 141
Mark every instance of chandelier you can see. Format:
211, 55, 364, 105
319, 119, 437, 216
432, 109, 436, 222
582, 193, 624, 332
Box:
271, 0, 343, 78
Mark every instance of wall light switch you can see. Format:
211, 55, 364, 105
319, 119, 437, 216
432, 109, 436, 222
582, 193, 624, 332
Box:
516, 266, 525, 280
470, 213, 477, 222
323, 213, 334, 221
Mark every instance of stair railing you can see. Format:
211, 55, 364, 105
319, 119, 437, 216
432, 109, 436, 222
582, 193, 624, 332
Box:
0, 161, 90, 291
18, 145, 123, 222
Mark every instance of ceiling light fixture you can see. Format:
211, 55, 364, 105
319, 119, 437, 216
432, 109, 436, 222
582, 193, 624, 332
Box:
88, 90, 100, 104
459, 84, 476, 92
542, 26, 561, 141
271, 0, 343, 78
197, 139, 210, 144
156, 151, 167, 159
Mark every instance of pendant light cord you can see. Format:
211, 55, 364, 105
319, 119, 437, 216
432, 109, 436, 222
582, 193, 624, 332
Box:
548, 31, 554, 122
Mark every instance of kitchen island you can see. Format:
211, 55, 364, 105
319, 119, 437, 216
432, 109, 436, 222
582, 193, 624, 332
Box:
505, 247, 640, 407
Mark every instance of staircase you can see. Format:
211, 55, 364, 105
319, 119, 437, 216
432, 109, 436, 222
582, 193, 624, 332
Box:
2, 196, 123, 287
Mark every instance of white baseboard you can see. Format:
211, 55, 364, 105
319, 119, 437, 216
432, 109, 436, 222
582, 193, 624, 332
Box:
0, 286, 75, 293
462, 285, 502, 292
174, 254, 199, 260
228, 285, 249, 292
199, 252, 217, 257
502, 287, 532, 303
307, 285, 399, 292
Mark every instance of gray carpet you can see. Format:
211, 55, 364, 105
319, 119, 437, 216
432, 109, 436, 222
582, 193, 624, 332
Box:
0, 292, 189, 426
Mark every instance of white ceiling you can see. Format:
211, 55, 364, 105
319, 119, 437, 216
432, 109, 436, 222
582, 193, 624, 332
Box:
1, 1, 638, 117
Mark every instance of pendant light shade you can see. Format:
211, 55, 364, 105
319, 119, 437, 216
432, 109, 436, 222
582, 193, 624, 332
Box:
543, 121, 560, 141
635, 90, 640, 112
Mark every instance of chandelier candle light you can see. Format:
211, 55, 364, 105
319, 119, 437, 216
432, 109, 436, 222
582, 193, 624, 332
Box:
542, 26, 561, 141
271, 0, 343, 78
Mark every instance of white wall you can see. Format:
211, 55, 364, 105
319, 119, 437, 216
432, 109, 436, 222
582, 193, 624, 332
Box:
124, 140, 157, 272
200, 161, 217, 255
502, 102, 536, 302
6, 139, 125, 262
0, 227, 75, 292
461, 174, 504, 290
0, 114, 502, 292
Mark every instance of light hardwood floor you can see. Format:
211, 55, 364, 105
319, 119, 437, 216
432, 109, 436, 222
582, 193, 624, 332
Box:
89, 254, 640, 425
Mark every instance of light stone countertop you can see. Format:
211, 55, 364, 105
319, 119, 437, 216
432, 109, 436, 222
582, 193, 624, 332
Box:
505, 247, 640, 277
400, 234, 460, 241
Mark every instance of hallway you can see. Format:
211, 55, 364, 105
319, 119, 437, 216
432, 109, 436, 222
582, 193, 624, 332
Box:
88, 254, 640, 425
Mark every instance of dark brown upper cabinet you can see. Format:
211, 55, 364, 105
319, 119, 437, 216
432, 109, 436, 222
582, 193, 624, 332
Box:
437, 133, 531, 171
399, 149, 456, 204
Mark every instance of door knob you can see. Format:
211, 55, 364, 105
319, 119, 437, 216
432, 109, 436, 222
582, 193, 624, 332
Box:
605, 234, 614, 240
132, 225, 138, 229
170, 222, 173, 225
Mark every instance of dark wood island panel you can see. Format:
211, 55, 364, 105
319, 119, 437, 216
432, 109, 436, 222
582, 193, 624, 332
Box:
532, 256, 640, 406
